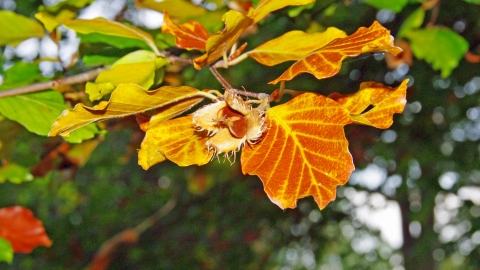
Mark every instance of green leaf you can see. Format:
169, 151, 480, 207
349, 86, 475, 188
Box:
463, 0, 480, 4
82, 55, 119, 67
77, 33, 150, 50
0, 163, 33, 184
397, 7, 425, 39
86, 50, 169, 101
1, 62, 41, 86
0, 11, 45, 46
361, 0, 409, 12
0, 91, 101, 142
0, 238, 13, 264
288, 2, 315, 17
407, 27, 469, 78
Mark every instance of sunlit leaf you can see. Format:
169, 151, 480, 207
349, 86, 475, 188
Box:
0, 11, 45, 46
60, 17, 160, 55
247, 28, 347, 66
0, 163, 33, 184
86, 50, 168, 101
162, 12, 210, 51
250, 0, 315, 23
193, 10, 253, 69
269, 21, 402, 84
0, 91, 100, 142
329, 79, 408, 129
407, 27, 468, 78
241, 93, 354, 209
0, 206, 52, 253
49, 84, 205, 137
138, 115, 212, 169
135, 0, 206, 18
361, 0, 409, 12
0, 63, 100, 143
397, 7, 425, 39
0, 238, 13, 264
34, 12, 60, 33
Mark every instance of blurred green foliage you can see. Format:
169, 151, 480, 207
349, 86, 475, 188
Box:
1, 0, 480, 269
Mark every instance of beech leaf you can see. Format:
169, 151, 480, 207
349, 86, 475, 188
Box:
241, 93, 354, 210
0, 163, 34, 184
0, 206, 52, 253
247, 28, 347, 66
0, 238, 13, 264
138, 115, 212, 169
135, 0, 206, 18
361, 0, 409, 13
0, 11, 45, 46
250, 0, 315, 23
56, 17, 160, 55
86, 50, 168, 101
162, 12, 210, 51
407, 27, 469, 78
193, 10, 253, 69
269, 21, 402, 84
49, 84, 206, 137
329, 79, 409, 129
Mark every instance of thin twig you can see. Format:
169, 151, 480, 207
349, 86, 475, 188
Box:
0, 67, 109, 99
426, 0, 440, 27
87, 198, 177, 270
209, 66, 232, 89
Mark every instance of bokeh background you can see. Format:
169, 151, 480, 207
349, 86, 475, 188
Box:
1, 0, 480, 269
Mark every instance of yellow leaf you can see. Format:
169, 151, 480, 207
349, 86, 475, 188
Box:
247, 28, 347, 66
0, 11, 45, 46
249, 0, 315, 23
135, 0, 206, 18
241, 93, 354, 210
34, 12, 60, 33
193, 10, 253, 69
138, 115, 212, 169
270, 21, 402, 84
329, 79, 409, 129
49, 84, 205, 137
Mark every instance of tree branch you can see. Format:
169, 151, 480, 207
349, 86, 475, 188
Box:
0, 67, 109, 99
87, 198, 177, 270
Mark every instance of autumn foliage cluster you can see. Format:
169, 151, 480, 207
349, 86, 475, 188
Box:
0, 0, 411, 263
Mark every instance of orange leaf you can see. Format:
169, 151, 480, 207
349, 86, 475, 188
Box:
161, 12, 210, 51
193, 10, 253, 69
241, 93, 354, 210
247, 28, 347, 66
0, 206, 52, 253
269, 21, 403, 84
138, 115, 212, 169
329, 79, 408, 129
249, 0, 315, 23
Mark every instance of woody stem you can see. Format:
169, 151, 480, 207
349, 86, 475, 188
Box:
208, 66, 270, 101
209, 66, 232, 90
